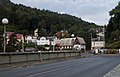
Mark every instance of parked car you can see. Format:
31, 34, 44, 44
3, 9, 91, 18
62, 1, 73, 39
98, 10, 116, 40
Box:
25, 48, 36, 52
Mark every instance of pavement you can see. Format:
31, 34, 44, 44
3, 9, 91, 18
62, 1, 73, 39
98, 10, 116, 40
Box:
103, 64, 120, 77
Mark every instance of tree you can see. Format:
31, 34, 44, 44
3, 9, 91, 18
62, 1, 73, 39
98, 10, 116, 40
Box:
110, 30, 120, 41
106, 2, 120, 44
38, 20, 47, 37
6, 34, 19, 52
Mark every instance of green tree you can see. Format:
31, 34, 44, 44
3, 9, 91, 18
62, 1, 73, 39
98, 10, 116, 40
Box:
6, 34, 19, 52
38, 20, 47, 37
106, 2, 120, 44
110, 30, 120, 41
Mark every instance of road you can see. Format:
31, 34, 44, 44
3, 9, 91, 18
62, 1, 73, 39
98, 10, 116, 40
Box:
0, 55, 120, 77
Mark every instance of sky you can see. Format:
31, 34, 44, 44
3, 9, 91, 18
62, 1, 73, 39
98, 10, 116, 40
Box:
11, 0, 120, 25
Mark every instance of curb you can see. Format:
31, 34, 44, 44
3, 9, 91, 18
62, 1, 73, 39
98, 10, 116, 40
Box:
103, 64, 120, 77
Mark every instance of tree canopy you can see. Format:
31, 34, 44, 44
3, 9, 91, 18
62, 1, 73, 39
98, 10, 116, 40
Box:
106, 2, 120, 48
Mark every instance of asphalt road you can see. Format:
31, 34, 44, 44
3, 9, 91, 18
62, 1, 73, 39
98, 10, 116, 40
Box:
0, 55, 120, 77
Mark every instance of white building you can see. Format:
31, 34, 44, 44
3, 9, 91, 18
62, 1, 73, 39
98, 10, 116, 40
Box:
91, 41, 105, 49
26, 36, 37, 43
26, 36, 59, 46
36, 37, 50, 45
73, 37, 86, 50
60, 38, 75, 50
91, 27, 105, 53
34, 29, 38, 37
59, 37, 86, 50
25, 35, 86, 51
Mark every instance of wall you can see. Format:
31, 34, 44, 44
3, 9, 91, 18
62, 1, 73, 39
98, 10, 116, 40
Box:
0, 51, 81, 64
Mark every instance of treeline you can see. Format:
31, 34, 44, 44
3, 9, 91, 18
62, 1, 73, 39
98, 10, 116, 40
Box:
0, 0, 98, 51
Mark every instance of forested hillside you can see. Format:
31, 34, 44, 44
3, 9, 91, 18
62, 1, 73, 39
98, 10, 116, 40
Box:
0, 0, 98, 50
106, 2, 120, 48
0, 0, 97, 36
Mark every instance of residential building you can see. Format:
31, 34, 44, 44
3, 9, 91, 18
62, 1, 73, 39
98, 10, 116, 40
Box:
37, 37, 50, 45
25, 35, 86, 51
73, 37, 86, 50
6, 32, 14, 42
26, 36, 37, 43
59, 38, 75, 50
16, 34, 24, 42
59, 37, 86, 50
34, 29, 38, 37
91, 27, 105, 53
6, 32, 24, 43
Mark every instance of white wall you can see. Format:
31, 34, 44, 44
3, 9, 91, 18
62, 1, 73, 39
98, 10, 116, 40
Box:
91, 41, 105, 49
73, 45, 86, 50
37, 37, 50, 45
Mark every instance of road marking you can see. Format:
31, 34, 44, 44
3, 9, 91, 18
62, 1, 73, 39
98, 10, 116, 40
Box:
26, 64, 75, 77
26, 58, 101, 77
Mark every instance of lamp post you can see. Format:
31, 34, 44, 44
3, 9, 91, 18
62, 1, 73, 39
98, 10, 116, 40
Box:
2, 18, 9, 53
53, 36, 56, 52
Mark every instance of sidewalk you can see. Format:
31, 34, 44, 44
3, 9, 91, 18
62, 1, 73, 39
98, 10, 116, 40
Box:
103, 64, 120, 77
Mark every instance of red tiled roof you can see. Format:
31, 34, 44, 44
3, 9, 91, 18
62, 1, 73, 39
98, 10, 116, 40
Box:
16, 34, 23, 39
6, 32, 14, 38
6, 32, 23, 39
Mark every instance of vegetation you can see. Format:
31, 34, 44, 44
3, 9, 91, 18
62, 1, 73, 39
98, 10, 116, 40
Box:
106, 2, 120, 48
6, 34, 19, 52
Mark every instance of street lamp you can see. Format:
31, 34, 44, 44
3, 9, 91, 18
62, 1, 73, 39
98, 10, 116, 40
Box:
71, 34, 75, 37
2, 18, 9, 53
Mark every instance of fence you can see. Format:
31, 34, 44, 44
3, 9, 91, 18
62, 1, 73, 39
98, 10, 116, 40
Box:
0, 51, 81, 64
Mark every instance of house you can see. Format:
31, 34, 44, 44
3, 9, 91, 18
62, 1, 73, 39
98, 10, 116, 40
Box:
91, 27, 105, 53
73, 37, 86, 50
16, 34, 24, 42
59, 38, 75, 50
34, 29, 38, 37
55, 30, 69, 38
59, 37, 86, 50
26, 36, 37, 43
6, 32, 14, 42
6, 32, 24, 43
26, 35, 86, 51
36, 37, 50, 45
36, 36, 59, 46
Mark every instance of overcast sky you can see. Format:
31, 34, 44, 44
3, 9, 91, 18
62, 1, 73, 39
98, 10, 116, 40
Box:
11, 0, 119, 25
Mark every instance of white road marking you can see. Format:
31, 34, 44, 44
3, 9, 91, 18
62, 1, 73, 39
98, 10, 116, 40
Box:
26, 64, 75, 77
26, 58, 100, 77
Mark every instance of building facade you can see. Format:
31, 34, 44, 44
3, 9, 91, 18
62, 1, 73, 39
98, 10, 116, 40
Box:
91, 27, 105, 53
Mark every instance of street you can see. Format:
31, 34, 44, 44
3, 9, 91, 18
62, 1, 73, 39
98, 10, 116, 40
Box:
0, 55, 120, 77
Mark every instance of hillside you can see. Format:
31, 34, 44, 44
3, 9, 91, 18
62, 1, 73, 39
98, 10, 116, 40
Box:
0, 0, 97, 35
0, 0, 98, 50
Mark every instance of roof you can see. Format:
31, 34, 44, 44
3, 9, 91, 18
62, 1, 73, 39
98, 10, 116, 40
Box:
76, 37, 86, 44
6, 32, 14, 38
16, 34, 23, 39
60, 38, 75, 46
6, 32, 23, 39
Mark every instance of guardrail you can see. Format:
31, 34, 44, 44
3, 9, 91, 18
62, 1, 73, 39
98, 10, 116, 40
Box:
0, 51, 81, 64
